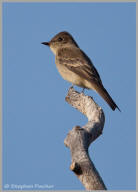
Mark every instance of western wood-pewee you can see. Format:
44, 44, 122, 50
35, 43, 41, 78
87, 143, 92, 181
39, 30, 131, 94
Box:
42, 31, 120, 111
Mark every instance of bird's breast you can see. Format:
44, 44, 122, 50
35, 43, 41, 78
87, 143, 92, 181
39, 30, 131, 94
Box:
55, 58, 86, 88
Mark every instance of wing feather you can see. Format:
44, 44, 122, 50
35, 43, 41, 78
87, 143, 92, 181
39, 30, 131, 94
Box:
57, 47, 102, 85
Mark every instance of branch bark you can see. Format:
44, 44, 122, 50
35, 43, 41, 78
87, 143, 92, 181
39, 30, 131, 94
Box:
64, 87, 107, 190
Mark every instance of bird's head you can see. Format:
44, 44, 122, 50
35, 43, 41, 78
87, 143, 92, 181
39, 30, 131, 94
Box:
41, 31, 79, 55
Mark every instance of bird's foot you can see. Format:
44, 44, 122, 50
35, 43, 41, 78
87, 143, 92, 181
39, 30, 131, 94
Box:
71, 84, 74, 89
81, 88, 85, 93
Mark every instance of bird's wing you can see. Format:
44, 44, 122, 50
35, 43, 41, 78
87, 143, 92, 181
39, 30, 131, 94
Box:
57, 47, 102, 85
56, 47, 121, 111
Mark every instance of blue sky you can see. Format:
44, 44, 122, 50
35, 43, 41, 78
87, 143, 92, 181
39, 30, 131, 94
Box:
2, 2, 136, 190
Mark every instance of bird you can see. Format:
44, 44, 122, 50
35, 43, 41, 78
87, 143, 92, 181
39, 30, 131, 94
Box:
41, 31, 120, 111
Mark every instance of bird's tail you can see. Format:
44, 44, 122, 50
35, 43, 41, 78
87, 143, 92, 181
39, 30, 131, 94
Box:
94, 84, 121, 111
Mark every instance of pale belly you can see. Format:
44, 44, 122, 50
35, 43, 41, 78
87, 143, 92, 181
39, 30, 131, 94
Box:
56, 62, 94, 90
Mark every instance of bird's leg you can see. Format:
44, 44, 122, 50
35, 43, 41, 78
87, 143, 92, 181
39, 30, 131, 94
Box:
82, 88, 85, 93
71, 84, 74, 89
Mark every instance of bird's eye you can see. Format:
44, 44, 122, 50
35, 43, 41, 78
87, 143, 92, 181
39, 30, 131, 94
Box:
58, 37, 63, 42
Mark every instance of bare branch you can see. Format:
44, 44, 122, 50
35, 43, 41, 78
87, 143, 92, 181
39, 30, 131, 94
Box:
64, 87, 106, 190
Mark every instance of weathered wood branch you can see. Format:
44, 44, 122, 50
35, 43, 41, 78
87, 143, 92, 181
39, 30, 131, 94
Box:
64, 87, 107, 190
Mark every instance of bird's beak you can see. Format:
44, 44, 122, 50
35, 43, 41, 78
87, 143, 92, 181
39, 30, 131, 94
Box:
41, 42, 50, 46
